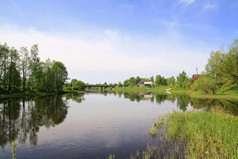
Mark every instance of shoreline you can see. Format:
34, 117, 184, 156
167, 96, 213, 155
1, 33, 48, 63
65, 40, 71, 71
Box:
113, 86, 238, 100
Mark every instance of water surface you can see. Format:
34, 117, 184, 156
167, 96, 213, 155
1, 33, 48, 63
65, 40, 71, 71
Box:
0, 92, 237, 158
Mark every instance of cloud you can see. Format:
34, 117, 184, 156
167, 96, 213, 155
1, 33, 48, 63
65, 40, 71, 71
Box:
0, 25, 209, 83
203, 4, 217, 9
179, 0, 195, 4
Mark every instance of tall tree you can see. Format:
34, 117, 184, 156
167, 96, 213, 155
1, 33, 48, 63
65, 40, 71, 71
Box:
19, 47, 30, 92
51, 61, 68, 92
5, 47, 20, 92
0, 43, 10, 89
177, 71, 189, 89
29, 44, 43, 91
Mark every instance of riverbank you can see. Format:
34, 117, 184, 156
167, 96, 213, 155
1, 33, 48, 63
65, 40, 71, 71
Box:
113, 86, 238, 100
147, 107, 238, 158
0, 90, 85, 98
0, 92, 54, 98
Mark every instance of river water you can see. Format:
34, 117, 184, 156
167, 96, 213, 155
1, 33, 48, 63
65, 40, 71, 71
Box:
0, 92, 237, 159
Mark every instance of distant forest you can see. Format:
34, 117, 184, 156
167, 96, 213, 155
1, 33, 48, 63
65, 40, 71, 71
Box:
0, 43, 68, 94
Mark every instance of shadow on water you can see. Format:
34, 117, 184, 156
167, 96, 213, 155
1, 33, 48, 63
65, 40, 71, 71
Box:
115, 92, 237, 115
0, 95, 70, 149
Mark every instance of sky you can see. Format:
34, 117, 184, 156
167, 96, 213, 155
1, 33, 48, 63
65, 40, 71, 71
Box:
0, 0, 238, 84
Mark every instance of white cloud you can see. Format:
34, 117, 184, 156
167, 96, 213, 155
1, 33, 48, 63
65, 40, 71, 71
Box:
179, 0, 195, 4
0, 25, 209, 83
203, 4, 217, 9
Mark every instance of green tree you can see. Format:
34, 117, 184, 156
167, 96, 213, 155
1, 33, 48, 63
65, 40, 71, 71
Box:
117, 81, 122, 87
51, 61, 68, 92
71, 79, 86, 90
155, 75, 167, 85
191, 77, 217, 94
150, 76, 154, 83
135, 76, 141, 84
4, 63, 21, 92
29, 44, 43, 91
0, 43, 10, 90
5, 47, 20, 92
205, 40, 238, 91
19, 47, 30, 92
167, 76, 176, 86
123, 79, 129, 85
177, 71, 189, 89
155, 75, 162, 86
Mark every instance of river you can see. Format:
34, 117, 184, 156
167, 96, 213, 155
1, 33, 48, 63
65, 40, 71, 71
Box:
0, 92, 237, 159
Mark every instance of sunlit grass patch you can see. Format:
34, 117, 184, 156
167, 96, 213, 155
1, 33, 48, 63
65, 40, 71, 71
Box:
153, 110, 238, 158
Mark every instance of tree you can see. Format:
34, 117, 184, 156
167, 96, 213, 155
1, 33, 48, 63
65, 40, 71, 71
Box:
41, 59, 55, 92
129, 77, 136, 86
123, 79, 129, 85
5, 47, 20, 92
155, 75, 167, 85
177, 71, 189, 89
117, 81, 122, 87
191, 77, 217, 94
51, 61, 68, 92
0, 43, 10, 90
4, 63, 21, 92
155, 75, 162, 86
29, 44, 43, 91
19, 47, 30, 92
205, 40, 238, 91
150, 76, 154, 83
167, 76, 176, 86
135, 76, 141, 84
71, 79, 86, 90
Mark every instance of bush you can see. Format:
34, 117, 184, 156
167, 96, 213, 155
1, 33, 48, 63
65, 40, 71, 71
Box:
191, 77, 217, 94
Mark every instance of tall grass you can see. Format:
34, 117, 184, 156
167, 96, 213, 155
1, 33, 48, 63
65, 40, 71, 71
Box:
151, 109, 238, 158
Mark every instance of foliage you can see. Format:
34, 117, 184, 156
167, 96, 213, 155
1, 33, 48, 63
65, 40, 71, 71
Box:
150, 76, 154, 83
0, 43, 68, 93
205, 40, 238, 92
155, 75, 167, 86
176, 71, 189, 89
71, 79, 86, 90
167, 76, 176, 86
191, 77, 217, 94
117, 81, 122, 87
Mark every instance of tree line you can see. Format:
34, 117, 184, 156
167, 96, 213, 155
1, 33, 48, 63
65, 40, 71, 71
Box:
117, 40, 238, 94
192, 39, 238, 94
0, 43, 68, 94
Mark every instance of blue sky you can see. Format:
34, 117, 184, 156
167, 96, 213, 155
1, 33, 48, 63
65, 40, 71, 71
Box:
1, 0, 238, 83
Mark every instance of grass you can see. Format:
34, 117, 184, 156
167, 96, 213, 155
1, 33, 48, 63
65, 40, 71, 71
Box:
150, 108, 238, 158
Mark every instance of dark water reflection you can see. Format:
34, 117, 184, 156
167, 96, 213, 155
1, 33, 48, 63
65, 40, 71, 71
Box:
0, 93, 237, 159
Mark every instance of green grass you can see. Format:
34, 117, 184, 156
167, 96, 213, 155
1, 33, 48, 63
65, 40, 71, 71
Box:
151, 109, 238, 158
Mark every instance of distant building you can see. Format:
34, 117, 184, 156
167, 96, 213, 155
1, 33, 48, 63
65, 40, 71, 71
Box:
137, 81, 145, 87
144, 81, 153, 87
137, 81, 154, 87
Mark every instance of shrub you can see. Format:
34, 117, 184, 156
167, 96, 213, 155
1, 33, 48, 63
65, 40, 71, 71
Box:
191, 77, 217, 94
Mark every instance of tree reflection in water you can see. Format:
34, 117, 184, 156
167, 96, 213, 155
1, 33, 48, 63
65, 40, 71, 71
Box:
0, 95, 69, 148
